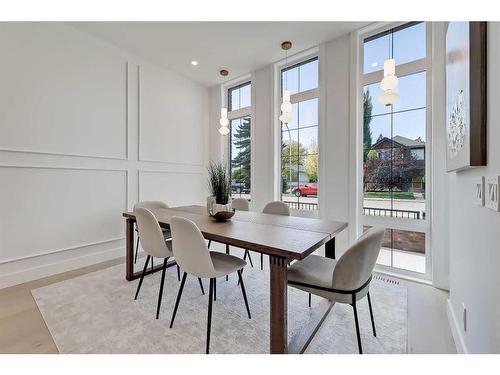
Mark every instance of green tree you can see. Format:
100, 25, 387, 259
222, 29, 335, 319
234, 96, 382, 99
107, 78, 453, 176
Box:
281, 140, 307, 192
363, 89, 373, 162
231, 117, 251, 190
305, 141, 318, 182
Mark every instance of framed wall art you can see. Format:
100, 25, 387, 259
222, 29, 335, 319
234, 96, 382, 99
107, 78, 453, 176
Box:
445, 22, 487, 172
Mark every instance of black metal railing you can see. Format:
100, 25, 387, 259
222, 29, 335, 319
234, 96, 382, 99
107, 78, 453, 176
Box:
363, 207, 421, 219
283, 201, 318, 211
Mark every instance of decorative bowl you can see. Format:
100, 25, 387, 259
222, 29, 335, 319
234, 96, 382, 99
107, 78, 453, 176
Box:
209, 209, 235, 222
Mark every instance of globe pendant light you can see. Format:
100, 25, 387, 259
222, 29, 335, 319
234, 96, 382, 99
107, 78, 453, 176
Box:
379, 58, 400, 106
379, 28, 400, 107
218, 69, 230, 136
280, 41, 292, 124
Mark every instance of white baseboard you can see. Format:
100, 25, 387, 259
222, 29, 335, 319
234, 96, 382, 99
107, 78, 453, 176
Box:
0, 246, 123, 289
447, 298, 468, 354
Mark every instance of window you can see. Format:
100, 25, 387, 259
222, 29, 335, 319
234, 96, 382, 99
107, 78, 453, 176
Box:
360, 22, 430, 276
228, 82, 251, 200
280, 58, 319, 211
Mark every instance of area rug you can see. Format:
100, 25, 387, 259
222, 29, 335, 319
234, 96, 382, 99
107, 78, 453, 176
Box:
31, 248, 407, 354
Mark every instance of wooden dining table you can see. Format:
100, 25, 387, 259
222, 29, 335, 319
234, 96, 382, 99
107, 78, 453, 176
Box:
122, 205, 347, 354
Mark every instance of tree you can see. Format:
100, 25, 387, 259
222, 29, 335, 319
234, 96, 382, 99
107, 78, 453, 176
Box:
364, 147, 424, 192
281, 140, 307, 193
305, 141, 318, 182
363, 89, 373, 162
231, 117, 251, 190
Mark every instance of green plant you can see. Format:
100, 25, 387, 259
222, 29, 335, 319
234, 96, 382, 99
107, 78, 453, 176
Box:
207, 161, 231, 205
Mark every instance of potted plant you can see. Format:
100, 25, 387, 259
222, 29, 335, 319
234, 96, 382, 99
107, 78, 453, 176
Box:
207, 161, 232, 215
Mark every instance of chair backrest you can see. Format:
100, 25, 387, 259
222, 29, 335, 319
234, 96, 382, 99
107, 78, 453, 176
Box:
134, 208, 173, 258
133, 201, 169, 211
170, 216, 216, 278
331, 227, 385, 292
232, 198, 249, 211
262, 201, 290, 216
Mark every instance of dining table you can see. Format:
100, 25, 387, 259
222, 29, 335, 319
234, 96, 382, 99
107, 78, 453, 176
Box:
122, 204, 347, 354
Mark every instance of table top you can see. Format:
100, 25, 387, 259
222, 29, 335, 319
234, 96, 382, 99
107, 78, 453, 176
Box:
123, 205, 347, 260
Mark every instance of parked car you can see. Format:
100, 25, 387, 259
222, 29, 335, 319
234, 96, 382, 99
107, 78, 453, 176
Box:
292, 184, 318, 197
231, 181, 250, 194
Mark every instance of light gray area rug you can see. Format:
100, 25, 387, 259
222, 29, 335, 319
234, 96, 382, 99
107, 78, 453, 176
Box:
32, 249, 407, 354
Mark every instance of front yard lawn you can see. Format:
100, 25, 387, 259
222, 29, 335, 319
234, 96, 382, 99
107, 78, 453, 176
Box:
364, 191, 415, 200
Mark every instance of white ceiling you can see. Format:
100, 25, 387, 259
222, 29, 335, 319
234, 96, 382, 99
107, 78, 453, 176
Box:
69, 22, 368, 87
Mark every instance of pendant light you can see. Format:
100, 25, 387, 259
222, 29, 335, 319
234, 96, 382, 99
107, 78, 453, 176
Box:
280, 41, 292, 124
379, 29, 400, 106
218, 69, 230, 136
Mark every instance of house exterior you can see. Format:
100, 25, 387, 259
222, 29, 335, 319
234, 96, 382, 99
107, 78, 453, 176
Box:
368, 135, 426, 192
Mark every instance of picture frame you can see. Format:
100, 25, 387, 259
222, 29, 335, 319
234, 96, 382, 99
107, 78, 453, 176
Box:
445, 22, 487, 172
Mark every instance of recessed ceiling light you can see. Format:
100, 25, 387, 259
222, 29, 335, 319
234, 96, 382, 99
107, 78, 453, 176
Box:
191, 60, 199, 66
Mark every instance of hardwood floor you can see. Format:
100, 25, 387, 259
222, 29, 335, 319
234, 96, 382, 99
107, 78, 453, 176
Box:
0, 256, 456, 354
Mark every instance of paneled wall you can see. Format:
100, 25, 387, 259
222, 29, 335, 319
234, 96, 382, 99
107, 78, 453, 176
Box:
0, 23, 209, 288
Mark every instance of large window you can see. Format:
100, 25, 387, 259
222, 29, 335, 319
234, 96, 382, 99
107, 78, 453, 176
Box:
280, 57, 319, 211
360, 22, 430, 276
228, 82, 251, 200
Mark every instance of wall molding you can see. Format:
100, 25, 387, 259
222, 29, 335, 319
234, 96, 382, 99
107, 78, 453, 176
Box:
0, 165, 128, 264
0, 237, 124, 265
0, 60, 129, 161
447, 298, 468, 353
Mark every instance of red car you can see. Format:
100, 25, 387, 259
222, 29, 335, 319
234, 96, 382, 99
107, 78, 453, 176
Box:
292, 184, 318, 197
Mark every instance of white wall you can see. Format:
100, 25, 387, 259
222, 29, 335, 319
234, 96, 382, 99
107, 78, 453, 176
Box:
0, 23, 209, 289
447, 22, 500, 353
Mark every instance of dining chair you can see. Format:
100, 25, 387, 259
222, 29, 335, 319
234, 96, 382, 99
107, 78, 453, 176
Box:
133, 201, 174, 276
287, 227, 385, 354
133, 208, 205, 319
261, 201, 290, 269
169, 216, 251, 354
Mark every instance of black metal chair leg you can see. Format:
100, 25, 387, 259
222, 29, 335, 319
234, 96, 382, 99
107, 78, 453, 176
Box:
134, 255, 150, 300
169, 272, 187, 328
198, 278, 205, 295
156, 258, 168, 319
308, 293, 312, 307
244, 250, 254, 267
176, 264, 180, 281
206, 278, 214, 354
237, 270, 251, 319
134, 236, 140, 264
260, 253, 263, 270
208, 240, 211, 249
367, 292, 376, 337
225, 244, 230, 281
151, 257, 154, 273
214, 278, 217, 301
352, 294, 363, 354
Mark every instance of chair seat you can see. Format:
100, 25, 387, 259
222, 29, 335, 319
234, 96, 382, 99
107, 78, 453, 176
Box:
210, 251, 246, 278
287, 254, 336, 289
287, 254, 369, 304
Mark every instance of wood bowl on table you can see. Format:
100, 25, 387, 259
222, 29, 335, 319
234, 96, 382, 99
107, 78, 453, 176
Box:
209, 209, 235, 222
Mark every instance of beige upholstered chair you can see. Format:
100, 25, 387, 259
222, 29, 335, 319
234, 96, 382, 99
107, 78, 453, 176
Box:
287, 227, 385, 354
133, 208, 204, 319
260, 201, 290, 269
169, 216, 251, 354
133, 201, 171, 273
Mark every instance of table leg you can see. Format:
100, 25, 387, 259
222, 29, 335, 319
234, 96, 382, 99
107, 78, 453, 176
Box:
126, 218, 134, 281
269, 255, 288, 354
325, 236, 336, 259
